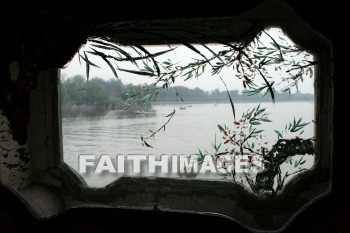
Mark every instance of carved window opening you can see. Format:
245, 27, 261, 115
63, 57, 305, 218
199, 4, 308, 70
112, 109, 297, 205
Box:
61, 28, 316, 198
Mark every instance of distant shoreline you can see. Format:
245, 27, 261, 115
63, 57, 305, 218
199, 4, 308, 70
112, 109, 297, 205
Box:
61, 100, 314, 112
151, 99, 314, 105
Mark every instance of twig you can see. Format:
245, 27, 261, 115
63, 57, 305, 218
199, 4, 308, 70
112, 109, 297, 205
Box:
286, 61, 317, 72
146, 109, 176, 139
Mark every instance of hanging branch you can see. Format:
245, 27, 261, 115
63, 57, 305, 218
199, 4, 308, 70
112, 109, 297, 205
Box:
219, 76, 235, 120
140, 109, 176, 148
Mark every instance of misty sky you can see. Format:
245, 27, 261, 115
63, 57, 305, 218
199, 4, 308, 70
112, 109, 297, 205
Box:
61, 28, 314, 94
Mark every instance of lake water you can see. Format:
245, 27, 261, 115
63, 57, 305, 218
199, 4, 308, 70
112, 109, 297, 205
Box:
62, 102, 315, 187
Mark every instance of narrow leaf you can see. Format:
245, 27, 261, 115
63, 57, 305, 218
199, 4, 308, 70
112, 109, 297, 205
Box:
142, 94, 151, 101
101, 56, 119, 79
202, 44, 224, 63
219, 76, 235, 120
218, 124, 225, 132
250, 121, 261, 125
130, 42, 161, 76
274, 130, 283, 139
119, 68, 155, 76
144, 140, 153, 148
252, 129, 264, 134
85, 57, 90, 81
257, 69, 275, 103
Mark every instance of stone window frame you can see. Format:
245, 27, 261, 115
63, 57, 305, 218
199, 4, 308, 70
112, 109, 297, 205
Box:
1, 1, 332, 232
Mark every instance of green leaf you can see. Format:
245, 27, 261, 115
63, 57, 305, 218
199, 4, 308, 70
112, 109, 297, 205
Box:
256, 109, 265, 115
309, 68, 314, 78
89, 39, 135, 63
142, 94, 151, 101
130, 42, 161, 76
256, 104, 260, 112
274, 130, 283, 139
250, 121, 261, 125
252, 129, 264, 135
184, 71, 193, 81
294, 156, 304, 167
132, 47, 176, 61
297, 117, 302, 125
182, 42, 209, 62
91, 44, 119, 51
118, 68, 155, 76
144, 140, 153, 148
100, 56, 119, 79
219, 76, 235, 120
299, 122, 310, 127
202, 44, 224, 63
245, 108, 254, 119
144, 65, 154, 73
165, 110, 176, 117
257, 69, 275, 103
79, 52, 101, 68
227, 90, 236, 120
218, 124, 225, 132
79, 53, 98, 81
84, 52, 90, 81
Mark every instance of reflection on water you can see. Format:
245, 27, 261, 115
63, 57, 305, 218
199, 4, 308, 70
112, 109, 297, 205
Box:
62, 110, 108, 118
62, 109, 157, 119
62, 102, 315, 188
